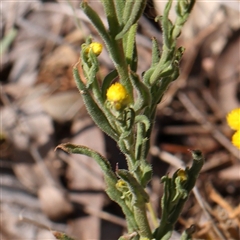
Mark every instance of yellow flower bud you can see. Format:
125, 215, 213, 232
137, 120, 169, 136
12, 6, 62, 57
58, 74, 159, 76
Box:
232, 130, 240, 149
86, 42, 103, 56
116, 179, 127, 189
106, 83, 130, 110
227, 108, 240, 131
177, 169, 187, 182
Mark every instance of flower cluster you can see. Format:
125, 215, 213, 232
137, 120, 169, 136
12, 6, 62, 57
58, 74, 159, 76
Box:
226, 108, 240, 149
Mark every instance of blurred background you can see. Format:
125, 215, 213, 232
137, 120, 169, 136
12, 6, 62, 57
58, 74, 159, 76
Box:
1, 0, 239, 239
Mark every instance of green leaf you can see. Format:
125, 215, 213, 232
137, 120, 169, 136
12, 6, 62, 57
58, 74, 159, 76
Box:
122, 0, 134, 25
56, 143, 139, 232
100, 0, 120, 37
101, 69, 118, 101
159, 0, 173, 49
56, 143, 116, 183
139, 161, 152, 187
184, 150, 204, 192
117, 169, 152, 239
142, 66, 155, 86
172, 0, 196, 39
151, 37, 161, 67
117, 169, 149, 206
73, 67, 118, 141
115, 0, 147, 40
123, 107, 136, 131
180, 225, 196, 240
81, 48, 100, 88
124, 24, 138, 72
135, 115, 150, 130
81, 2, 111, 47
153, 150, 204, 240
114, 0, 125, 26
129, 70, 151, 112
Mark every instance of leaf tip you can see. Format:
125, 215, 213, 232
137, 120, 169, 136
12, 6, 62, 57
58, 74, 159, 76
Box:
54, 143, 71, 153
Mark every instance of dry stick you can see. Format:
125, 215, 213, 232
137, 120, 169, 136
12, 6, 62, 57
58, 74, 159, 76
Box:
163, 125, 210, 135
202, 89, 225, 120
19, 215, 51, 231
150, 145, 225, 240
82, 204, 127, 228
178, 92, 240, 159
19, 214, 67, 233
150, 146, 185, 169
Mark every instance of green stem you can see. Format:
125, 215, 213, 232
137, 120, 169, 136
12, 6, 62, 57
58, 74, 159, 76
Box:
114, 39, 133, 101
134, 205, 152, 239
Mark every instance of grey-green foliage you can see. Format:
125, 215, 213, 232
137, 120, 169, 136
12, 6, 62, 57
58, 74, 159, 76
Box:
56, 1, 203, 240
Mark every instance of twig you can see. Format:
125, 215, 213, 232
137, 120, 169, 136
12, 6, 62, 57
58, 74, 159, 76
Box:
29, 144, 55, 186
150, 145, 185, 169
19, 213, 66, 233
82, 204, 127, 228
178, 92, 240, 159
19, 215, 50, 231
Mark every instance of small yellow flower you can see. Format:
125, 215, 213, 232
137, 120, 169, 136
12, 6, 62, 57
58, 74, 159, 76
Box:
106, 83, 130, 110
177, 169, 187, 182
116, 179, 127, 189
232, 130, 240, 149
227, 108, 240, 130
86, 42, 103, 56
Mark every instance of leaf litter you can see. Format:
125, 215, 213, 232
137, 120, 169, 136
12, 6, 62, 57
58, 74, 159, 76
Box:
0, 1, 239, 239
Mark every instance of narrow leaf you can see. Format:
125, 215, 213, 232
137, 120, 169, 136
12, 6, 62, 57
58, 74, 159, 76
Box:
129, 70, 151, 112
117, 169, 149, 206
56, 143, 138, 232
125, 24, 138, 71
81, 2, 111, 46
100, 0, 120, 36
151, 37, 161, 67
101, 69, 118, 101
115, 0, 147, 40
73, 66, 118, 141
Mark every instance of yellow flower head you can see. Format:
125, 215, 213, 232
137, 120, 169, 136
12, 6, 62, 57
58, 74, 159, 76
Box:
85, 42, 103, 56
232, 130, 240, 149
106, 83, 130, 110
177, 169, 187, 182
116, 179, 127, 190
227, 108, 240, 130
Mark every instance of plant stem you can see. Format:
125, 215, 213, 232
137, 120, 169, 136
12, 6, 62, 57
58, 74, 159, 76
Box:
134, 205, 152, 239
